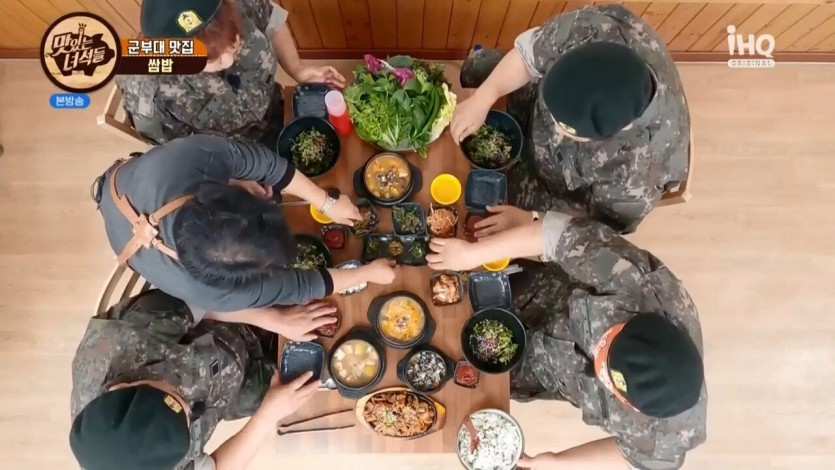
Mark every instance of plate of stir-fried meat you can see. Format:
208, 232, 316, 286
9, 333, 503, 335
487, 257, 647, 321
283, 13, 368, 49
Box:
357, 388, 445, 439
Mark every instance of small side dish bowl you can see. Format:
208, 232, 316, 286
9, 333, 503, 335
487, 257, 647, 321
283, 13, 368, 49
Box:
482, 258, 510, 272
310, 204, 333, 224
431, 174, 462, 205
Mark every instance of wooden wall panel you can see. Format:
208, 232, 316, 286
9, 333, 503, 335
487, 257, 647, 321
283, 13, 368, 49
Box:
2, 0, 835, 58
340, 0, 373, 49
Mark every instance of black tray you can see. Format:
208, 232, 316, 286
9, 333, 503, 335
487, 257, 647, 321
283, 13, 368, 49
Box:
391, 203, 427, 236
353, 163, 423, 207
280, 341, 325, 385
292, 83, 330, 119
396, 345, 455, 395
361, 234, 397, 262
367, 291, 435, 349
468, 271, 512, 311
328, 326, 386, 399
429, 271, 465, 307
465, 170, 507, 211
425, 204, 458, 238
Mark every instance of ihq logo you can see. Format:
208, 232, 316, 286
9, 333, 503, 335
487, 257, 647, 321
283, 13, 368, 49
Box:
726, 25, 776, 69
40, 12, 120, 92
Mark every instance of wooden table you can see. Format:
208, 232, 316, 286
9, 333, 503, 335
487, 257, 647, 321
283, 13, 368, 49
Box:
275, 87, 510, 454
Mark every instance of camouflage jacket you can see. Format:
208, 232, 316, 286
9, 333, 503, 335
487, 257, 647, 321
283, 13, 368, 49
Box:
512, 213, 707, 469
70, 290, 272, 470
516, 5, 690, 232
116, 0, 278, 144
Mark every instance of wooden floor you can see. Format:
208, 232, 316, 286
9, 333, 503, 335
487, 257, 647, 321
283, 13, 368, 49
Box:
1, 59, 834, 470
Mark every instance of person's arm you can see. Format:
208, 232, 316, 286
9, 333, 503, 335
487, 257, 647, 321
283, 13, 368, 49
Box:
208, 409, 274, 470
522, 438, 629, 469
271, 21, 304, 80
468, 48, 534, 108
281, 170, 328, 210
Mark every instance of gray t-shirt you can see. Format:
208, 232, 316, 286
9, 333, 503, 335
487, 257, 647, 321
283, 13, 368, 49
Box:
98, 135, 330, 321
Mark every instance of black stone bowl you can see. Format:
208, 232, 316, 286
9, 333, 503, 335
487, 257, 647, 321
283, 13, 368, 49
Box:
461, 110, 522, 171
277, 116, 340, 177
461, 308, 526, 374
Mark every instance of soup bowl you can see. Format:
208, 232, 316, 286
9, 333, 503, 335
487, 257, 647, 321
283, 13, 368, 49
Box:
362, 152, 415, 204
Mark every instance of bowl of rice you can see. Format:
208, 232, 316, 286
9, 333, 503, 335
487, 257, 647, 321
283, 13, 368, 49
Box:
457, 409, 524, 470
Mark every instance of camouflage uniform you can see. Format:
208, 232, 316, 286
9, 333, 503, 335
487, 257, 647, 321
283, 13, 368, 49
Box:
462, 5, 690, 233
117, 0, 283, 147
510, 214, 707, 469
71, 290, 274, 470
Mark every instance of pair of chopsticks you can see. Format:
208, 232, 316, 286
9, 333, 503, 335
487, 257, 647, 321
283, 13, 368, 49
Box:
276, 409, 355, 436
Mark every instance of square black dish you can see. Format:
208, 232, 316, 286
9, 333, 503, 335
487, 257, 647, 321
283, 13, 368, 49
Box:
426, 204, 458, 238
468, 271, 512, 311
350, 198, 379, 237
280, 341, 325, 385
361, 234, 397, 262
430, 272, 464, 306
464, 170, 507, 211
399, 236, 430, 266
292, 83, 330, 119
391, 203, 427, 236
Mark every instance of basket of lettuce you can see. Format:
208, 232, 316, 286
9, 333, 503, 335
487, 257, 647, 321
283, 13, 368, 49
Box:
344, 55, 456, 157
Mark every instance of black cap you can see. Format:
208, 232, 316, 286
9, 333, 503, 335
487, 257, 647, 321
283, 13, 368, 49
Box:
608, 314, 704, 418
542, 42, 653, 140
141, 0, 223, 37
70, 385, 190, 470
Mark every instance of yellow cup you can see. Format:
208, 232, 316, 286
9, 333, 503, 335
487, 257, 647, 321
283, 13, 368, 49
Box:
309, 204, 332, 224
430, 174, 462, 205
483, 258, 510, 272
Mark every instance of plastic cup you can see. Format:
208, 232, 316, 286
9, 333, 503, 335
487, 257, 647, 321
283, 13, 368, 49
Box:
430, 174, 462, 205
309, 204, 333, 224
483, 258, 510, 272
324, 90, 346, 116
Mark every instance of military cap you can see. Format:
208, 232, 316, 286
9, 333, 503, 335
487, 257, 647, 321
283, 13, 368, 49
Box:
608, 313, 704, 418
141, 0, 223, 37
542, 42, 654, 140
69, 384, 190, 470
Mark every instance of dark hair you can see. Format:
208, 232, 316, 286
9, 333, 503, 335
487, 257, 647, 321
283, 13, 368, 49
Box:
173, 183, 296, 289
195, 0, 241, 61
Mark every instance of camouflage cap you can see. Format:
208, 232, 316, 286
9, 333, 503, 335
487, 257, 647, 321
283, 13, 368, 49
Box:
542, 42, 653, 140
69, 384, 190, 470
141, 0, 223, 37
608, 313, 704, 418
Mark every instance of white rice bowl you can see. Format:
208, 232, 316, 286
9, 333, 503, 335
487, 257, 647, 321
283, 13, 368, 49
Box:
457, 409, 523, 470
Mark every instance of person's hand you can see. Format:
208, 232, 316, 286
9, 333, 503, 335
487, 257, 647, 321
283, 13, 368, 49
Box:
229, 179, 273, 200
449, 95, 493, 143
257, 372, 319, 423
323, 194, 360, 226
274, 302, 337, 341
362, 259, 397, 285
293, 65, 346, 89
426, 238, 482, 271
474, 205, 532, 237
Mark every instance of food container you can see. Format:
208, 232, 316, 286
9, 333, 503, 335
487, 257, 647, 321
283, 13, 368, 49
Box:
321, 224, 347, 250
464, 170, 507, 211
468, 272, 512, 311
292, 83, 329, 119
335, 259, 367, 295
279, 341, 326, 385
426, 204, 459, 238
456, 409, 524, 470
430, 272, 464, 306
362, 234, 429, 266
396, 346, 455, 394
350, 198, 379, 237
398, 235, 430, 266
482, 258, 510, 272
461, 308, 526, 374
328, 327, 386, 399
313, 305, 341, 338
276, 116, 340, 178
454, 360, 480, 389
354, 152, 421, 206
361, 234, 396, 262
368, 291, 435, 349
463, 211, 486, 242
460, 110, 523, 171
288, 234, 333, 270
430, 173, 462, 205
309, 203, 333, 224
356, 387, 447, 440
392, 203, 427, 236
